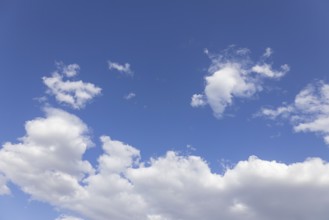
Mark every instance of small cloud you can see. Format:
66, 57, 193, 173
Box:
263, 47, 273, 58
259, 81, 329, 145
108, 60, 133, 76
43, 63, 102, 109
191, 94, 206, 107
191, 46, 289, 118
55, 62, 80, 77
124, 92, 136, 100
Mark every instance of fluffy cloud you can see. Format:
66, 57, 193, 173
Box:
108, 61, 133, 76
259, 81, 329, 145
2, 109, 329, 220
43, 63, 102, 109
0, 108, 93, 203
191, 47, 289, 118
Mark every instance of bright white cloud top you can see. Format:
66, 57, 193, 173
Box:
191, 47, 290, 118
108, 60, 133, 76
1, 107, 329, 220
43, 63, 102, 109
260, 81, 329, 145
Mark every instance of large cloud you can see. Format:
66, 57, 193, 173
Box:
1, 109, 329, 220
259, 81, 329, 145
43, 63, 102, 109
191, 47, 289, 118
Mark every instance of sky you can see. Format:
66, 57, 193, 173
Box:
1, 1, 329, 219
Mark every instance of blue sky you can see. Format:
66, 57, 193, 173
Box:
1, 1, 329, 220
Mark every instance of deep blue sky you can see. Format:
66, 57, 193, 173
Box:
1, 1, 329, 219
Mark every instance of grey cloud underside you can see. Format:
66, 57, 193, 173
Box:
1, 109, 329, 220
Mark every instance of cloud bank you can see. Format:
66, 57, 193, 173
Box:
191, 47, 289, 118
259, 81, 329, 145
43, 63, 102, 109
1, 108, 329, 220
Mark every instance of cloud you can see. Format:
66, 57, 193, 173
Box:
259, 81, 329, 145
43, 63, 102, 109
108, 61, 133, 76
191, 47, 289, 118
55, 215, 84, 220
263, 47, 273, 58
2, 109, 329, 220
0, 174, 10, 195
55, 62, 80, 77
124, 92, 136, 100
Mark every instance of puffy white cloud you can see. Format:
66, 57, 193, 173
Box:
191, 47, 289, 118
124, 92, 136, 100
0, 108, 93, 204
2, 109, 329, 220
259, 81, 329, 145
43, 63, 102, 109
191, 94, 206, 107
108, 61, 133, 76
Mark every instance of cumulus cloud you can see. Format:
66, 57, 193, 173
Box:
259, 81, 329, 145
0, 108, 93, 204
124, 92, 136, 100
43, 63, 102, 109
2, 109, 329, 220
108, 61, 133, 76
191, 47, 289, 118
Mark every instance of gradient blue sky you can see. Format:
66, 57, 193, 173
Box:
1, 1, 329, 219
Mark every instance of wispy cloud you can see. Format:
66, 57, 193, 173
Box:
108, 60, 133, 76
43, 63, 102, 109
2, 109, 329, 220
124, 92, 136, 100
259, 81, 329, 145
191, 47, 289, 118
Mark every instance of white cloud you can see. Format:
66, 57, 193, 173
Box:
108, 61, 133, 76
43, 63, 102, 109
55, 62, 80, 77
259, 81, 329, 145
0, 108, 93, 204
251, 63, 289, 78
124, 92, 136, 100
191, 47, 289, 118
2, 109, 329, 219
191, 94, 206, 107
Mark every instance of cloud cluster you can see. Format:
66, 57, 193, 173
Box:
260, 81, 329, 145
1, 109, 329, 220
108, 60, 133, 76
191, 47, 289, 118
43, 63, 102, 109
